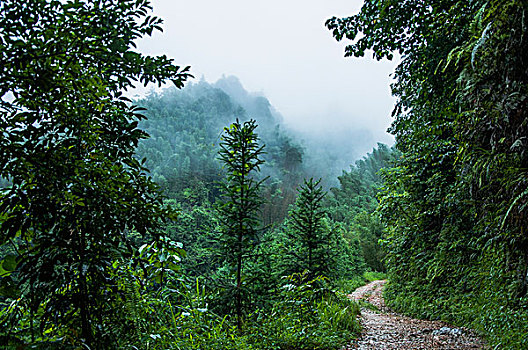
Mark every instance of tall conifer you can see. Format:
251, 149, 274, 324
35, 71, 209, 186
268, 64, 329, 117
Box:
216, 119, 265, 330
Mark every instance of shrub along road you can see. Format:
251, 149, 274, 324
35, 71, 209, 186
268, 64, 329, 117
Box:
344, 280, 487, 349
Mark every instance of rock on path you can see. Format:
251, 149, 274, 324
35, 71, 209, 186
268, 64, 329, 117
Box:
344, 280, 488, 350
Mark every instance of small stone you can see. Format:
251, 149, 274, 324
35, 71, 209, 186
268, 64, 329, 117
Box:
432, 326, 452, 335
449, 328, 464, 336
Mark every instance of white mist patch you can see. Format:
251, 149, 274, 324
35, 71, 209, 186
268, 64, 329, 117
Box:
135, 0, 399, 149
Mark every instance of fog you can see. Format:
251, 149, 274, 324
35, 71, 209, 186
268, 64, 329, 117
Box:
135, 0, 399, 147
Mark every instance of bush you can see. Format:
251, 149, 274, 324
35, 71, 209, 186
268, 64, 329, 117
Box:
384, 278, 528, 350
247, 273, 361, 349
335, 271, 388, 294
364, 271, 387, 282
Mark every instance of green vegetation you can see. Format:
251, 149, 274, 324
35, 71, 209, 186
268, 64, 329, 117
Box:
121, 76, 392, 348
328, 0, 528, 348
9, 0, 527, 348
0, 5, 388, 340
282, 178, 334, 278
215, 119, 266, 330
132, 79, 393, 287
325, 144, 397, 273
0, 0, 190, 347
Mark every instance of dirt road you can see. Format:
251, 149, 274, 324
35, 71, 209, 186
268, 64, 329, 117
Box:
344, 280, 487, 350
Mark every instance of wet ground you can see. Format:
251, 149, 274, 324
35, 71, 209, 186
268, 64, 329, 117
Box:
343, 280, 488, 350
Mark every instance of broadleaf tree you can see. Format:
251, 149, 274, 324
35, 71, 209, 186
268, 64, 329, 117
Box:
0, 0, 191, 347
327, 1, 528, 348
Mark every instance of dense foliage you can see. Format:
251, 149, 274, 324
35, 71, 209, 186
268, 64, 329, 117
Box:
0, 0, 190, 347
328, 0, 528, 348
0, 0, 396, 348
215, 119, 265, 329
326, 144, 396, 272
283, 179, 330, 278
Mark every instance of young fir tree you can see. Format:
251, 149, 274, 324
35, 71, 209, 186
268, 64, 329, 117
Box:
284, 178, 333, 279
216, 119, 265, 330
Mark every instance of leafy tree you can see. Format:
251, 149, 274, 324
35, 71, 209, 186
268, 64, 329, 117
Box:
0, 0, 190, 347
215, 119, 265, 330
164, 197, 220, 278
328, 1, 528, 348
349, 211, 385, 272
325, 144, 396, 272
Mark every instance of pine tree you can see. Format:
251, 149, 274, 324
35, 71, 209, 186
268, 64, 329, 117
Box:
285, 178, 332, 279
216, 118, 265, 330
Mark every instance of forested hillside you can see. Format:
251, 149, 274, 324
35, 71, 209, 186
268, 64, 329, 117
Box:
135, 77, 306, 226
133, 76, 395, 283
328, 0, 528, 348
3, 0, 526, 348
0, 1, 392, 348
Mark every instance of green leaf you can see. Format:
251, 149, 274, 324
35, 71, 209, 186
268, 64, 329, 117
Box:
1, 255, 17, 272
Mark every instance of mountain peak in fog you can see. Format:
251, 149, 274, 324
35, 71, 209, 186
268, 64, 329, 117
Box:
214, 75, 249, 102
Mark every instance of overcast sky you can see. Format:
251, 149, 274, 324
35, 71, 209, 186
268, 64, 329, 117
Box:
136, 0, 398, 145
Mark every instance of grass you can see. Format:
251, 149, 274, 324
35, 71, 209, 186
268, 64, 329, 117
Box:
336, 271, 388, 294
364, 271, 387, 282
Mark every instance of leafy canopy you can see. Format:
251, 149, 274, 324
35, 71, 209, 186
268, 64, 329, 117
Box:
0, 0, 190, 347
328, 1, 528, 348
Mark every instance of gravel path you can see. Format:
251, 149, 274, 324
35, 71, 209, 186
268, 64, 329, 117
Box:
343, 280, 488, 350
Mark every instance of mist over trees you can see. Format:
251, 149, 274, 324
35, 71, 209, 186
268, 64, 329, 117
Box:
8, 0, 527, 348
135, 77, 303, 227
0, 6, 391, 341
132, 74, 392, 278
134, 75, 385, 227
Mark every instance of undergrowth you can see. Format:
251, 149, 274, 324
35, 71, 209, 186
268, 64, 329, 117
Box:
122, 273, 362, 349
336, 270, 387, 294
384, 279, 528, 350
